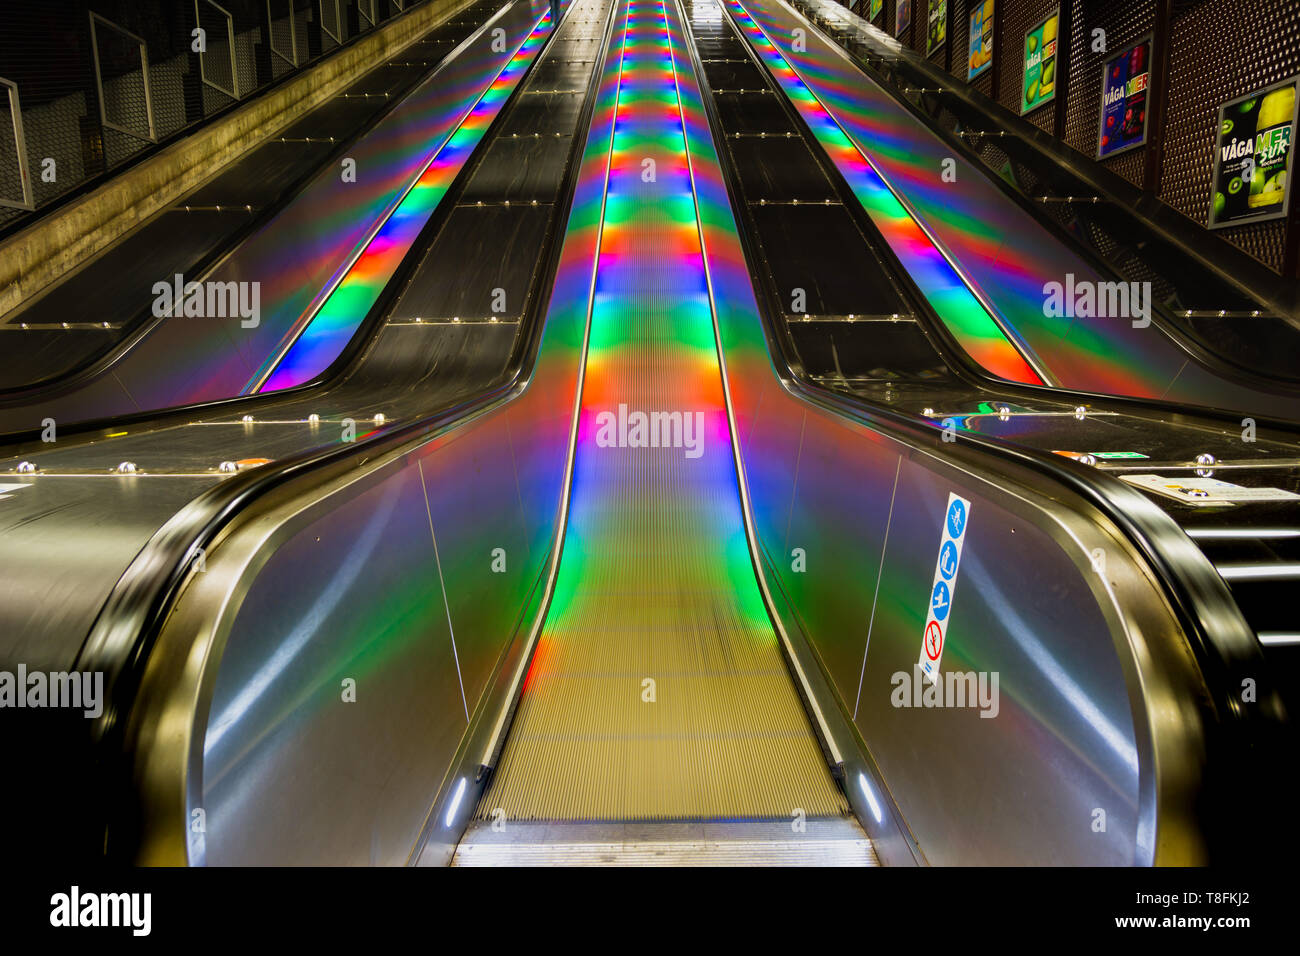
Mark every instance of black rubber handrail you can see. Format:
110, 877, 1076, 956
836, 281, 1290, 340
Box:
68, 0, 602, 860
0, 0, 505, 402
704, 0, 1289, 863
789, 0, 1300, 394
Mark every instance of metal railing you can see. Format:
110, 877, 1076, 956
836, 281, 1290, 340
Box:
0, 0, 430, 234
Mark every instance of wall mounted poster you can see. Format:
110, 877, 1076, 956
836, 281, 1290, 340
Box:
927, 0, 947, 54
869, 0, 883, 24
967, 0, 993, 80
1021, 8, 1059, 114
1098, 36, 1151, 158
1210, 77, 1299, 228
896, 0, 912, 38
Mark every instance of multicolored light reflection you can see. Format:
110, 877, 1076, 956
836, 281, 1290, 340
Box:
256, 10, 555, 393
724, 0, 1044, 386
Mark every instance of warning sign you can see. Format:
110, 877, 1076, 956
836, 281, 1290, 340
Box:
924, 620, 944, 661
918, 493, 971, 683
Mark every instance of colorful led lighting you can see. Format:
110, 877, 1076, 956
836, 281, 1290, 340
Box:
254, 10, 556, 393
723, 0, 1044, 386
527, 0, 781, 695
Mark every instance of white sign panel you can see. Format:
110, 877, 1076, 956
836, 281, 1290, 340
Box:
1121, 474, 1300, 507
918, 493, 970, 684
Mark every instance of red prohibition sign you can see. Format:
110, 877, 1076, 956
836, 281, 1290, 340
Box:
925, 620, 944, 661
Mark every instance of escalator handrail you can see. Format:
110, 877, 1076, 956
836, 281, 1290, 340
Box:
0, 0, 506, 404
782, 0, 1300, 395
699, 0, 1285, 860
73, 0, 588, 772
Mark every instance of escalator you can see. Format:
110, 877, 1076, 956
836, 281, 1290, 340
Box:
458, 0, 865, 863
724, 0, 1300, 421
2, 0, 1293, 869
690, 0, 1300, 722
797, 0, 1300, 382
0, 0, 615, 864
0, 0, 535, 434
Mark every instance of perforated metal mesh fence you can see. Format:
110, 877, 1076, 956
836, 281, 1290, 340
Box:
0, 0, 431, 232
0, 81, 34, 210
1162, 0, 1300, 273
197, 1, 239, 100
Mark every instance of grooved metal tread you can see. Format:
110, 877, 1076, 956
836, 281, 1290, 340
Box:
476, 0, 848, 826
453, 820, 876, 866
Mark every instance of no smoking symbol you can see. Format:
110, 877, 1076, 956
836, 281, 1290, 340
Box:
925, 620, 943, 661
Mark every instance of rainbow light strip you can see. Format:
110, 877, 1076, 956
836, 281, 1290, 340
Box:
747, 0, 1186, 400
723, 0, 1045, 386
254, 8, 555, 393
530, 0, 776, 682
487, 0, 850, 824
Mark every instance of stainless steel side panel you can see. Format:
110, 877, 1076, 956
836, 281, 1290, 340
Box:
679, 76, 1214, 859
119, 0, 611, 862
199, 440, 536, 864
721, 328, 1211, 867
124, 368, 576, 863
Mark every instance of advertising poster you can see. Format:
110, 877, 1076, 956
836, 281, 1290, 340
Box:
1098, 36, 1151, 158
869, 0, 883, 24
895, 0, 912, 38
1210, 77, 1299, 228
967, 0, 993, 80
1021, 8, 1059, 114
927, 0, 947, 54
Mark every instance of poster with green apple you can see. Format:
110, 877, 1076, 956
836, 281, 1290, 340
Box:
1210, 77, 1299, 229
1021, 9, 1059, 115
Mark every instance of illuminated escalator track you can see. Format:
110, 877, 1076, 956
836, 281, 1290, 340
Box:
479, 0, 849, 825
721, 0, 1046, 388
253, 7, 557, 393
